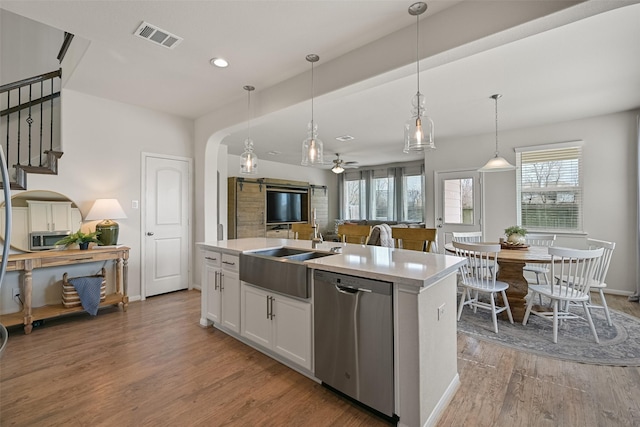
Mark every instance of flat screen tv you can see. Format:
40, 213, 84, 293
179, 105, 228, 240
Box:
266, 190, 308, 224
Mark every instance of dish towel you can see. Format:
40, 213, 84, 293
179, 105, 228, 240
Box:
69, 276, 103, 316
374, 224, 394, 248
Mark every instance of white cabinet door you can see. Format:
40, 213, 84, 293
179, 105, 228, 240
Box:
27, 201, 72, 232
28, 202, 50, 232
221, 270, 240, 333
241, 282, 312, 370
272, 295, 312, 370
241, 284, 271, 348
203, 251, 221, 324
205, 262, 221, 323
50, 202, 72, 231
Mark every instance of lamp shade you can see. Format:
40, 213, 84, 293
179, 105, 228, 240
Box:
85, 199, 127, 221
85, 199, 127, 246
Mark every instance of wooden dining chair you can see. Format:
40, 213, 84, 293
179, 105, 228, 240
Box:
392, 227, 437, 252
290, 223, 314, 240
453, 241, 513, 333
522, 246, 604, 343
337, 224, 372, 244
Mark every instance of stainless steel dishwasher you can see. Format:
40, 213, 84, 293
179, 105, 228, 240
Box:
313, 270, 394, 418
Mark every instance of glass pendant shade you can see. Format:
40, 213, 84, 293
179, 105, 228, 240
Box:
240, 138, 258, 175
240, 85, 258, 175
301, 121, 324, 166
478, 93, 515, 172
404, 2, 434, 154
301, 54, 323, 166
404, 92, 435, 153
478, 155, 515, 172
331, 164, 344, 174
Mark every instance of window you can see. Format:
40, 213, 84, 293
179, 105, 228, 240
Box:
443, 178, 474, 224
344, 175, 365, 220
372, 170, 394, 220
341, 162, 424, 222
516, 141, 583, 232
403, 171, 424, 222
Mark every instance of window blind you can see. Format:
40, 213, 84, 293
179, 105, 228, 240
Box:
516, 143, 583, 232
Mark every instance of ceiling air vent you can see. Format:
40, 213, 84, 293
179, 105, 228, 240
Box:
134, 21, 183, 49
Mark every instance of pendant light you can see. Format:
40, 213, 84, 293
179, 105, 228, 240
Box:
239, 85, 258, 175
478, 94, 516, 172
404, 2, 435, 153
301, 54, 324, 166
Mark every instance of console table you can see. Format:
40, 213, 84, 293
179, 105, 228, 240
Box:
0, 246, 129, 334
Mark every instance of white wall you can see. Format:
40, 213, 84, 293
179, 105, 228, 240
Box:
426, 109, 639, 295
0, 89, 194, 314
0, 9, 62, 85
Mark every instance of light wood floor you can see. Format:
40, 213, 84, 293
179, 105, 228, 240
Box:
1, 290, 639, 426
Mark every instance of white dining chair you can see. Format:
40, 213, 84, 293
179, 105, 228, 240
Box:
453, 241, 513, 334
583, 239, 616, 326
523, 234, 556, 285
522, 246, 604, 344
452, 231, 483, 243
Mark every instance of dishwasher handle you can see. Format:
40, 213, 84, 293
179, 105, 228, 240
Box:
335, 284, 372, 294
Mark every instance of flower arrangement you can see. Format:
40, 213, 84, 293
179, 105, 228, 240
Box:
504, 226, 527, 245
504, 226, 527, 237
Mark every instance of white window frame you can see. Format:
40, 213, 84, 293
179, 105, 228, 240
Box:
515, 141, 584, 233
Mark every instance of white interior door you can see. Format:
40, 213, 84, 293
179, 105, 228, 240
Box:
143, 154, 191, 297
435, 170, 482, 251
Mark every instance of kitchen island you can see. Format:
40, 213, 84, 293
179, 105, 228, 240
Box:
198, 238, 465, 427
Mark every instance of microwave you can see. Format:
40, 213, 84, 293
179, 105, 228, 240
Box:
30, 231, 71, 251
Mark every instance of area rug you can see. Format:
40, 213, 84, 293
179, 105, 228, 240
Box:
457, 305, 640, 366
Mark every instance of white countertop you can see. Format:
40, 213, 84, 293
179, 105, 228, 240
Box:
197, 238, 465, 288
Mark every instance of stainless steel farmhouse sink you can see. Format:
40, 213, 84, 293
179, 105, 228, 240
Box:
249, 247, 311, 258
240, 248, 335, 298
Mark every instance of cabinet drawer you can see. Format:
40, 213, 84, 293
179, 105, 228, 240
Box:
221, 254, 239, 272
203, 250, 221, 267
266, 229, 290, 238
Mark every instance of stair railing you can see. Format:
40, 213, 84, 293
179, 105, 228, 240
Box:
0, 69, 62, 189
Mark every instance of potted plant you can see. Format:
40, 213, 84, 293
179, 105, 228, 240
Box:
55, 230, 101, 250
504, 225, 527, 245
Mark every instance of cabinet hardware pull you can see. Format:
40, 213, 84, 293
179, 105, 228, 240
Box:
266, 295, 271, 319
220, 272, 224, 291
205, 256, 217, 261
222, 261, 235, 266
270, 296, 275, 320
214, 271, 219, 291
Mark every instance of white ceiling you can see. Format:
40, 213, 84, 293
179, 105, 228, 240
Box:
2, 1, 639, 169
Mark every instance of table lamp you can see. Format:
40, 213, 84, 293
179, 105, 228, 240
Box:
85, 198, 127, 246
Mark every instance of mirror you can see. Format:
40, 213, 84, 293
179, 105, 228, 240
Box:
0, 190, 82, 252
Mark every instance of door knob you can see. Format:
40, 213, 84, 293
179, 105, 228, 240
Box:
147, 232, 154, 236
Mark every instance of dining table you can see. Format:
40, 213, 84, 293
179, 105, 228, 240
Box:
444, 242, 552, 322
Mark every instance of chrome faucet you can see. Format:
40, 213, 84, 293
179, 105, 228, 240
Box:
311, 222, 323, 249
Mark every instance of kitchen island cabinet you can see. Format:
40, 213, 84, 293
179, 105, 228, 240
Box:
241, 282, 312, 370
202, 250, 240, 333
198, 238, 465, 427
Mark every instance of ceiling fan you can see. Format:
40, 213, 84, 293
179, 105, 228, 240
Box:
330, 153, 358, 174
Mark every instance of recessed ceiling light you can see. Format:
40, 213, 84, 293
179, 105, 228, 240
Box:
267, 151, 280, 156
210, 58, 229, 68
335, 135, 355, 142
